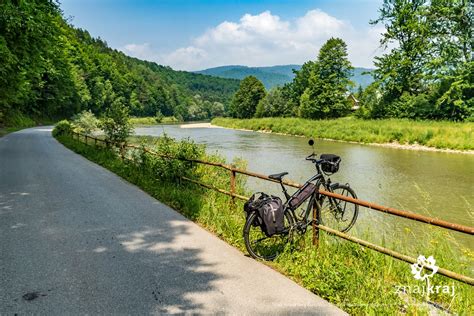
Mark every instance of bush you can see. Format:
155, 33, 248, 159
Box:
72, 110, 100, 135
101, 97, 133, 144
155, 110, 164, 123
52, 120, 72, 137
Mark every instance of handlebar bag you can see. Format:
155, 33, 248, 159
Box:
320, 154, 341, 174
289, 182, 316, 210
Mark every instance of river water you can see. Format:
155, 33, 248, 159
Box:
135, 124, 474, 251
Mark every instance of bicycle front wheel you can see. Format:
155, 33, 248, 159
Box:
319, 184, 358, 232
243, 211, 293, 261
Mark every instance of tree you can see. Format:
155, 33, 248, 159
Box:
255, 87, 289, 117
368, 0, 473, 120
428, 0, 473, 74
101, 97, 133, 144
371, 0, 430, 102
230, 76, 266, 118
299, 38, 353, 119
209, 102, 225, 117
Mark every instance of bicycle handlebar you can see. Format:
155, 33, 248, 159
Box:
306, 153, 338, 166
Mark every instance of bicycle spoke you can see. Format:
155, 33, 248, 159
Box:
251, 236, 270, 245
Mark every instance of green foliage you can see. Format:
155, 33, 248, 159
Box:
155, 110, 164, 123
72, 110, 99, 135
130, 116, 180, 125
230, 76, 266, 118
135, 134, 206, 181
434, 61, 474, 121
213, 117, 474, 150
299, 38, 353, 119
369, 0, 473, 120
287, 61, 315, 109
101, 99, 133, 144
52, 119, 72, 137
371, 0, 429, 99
0, 1, 239, 124
255, 87, 290, 117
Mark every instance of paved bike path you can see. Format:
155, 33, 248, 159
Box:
0, 127, 345, 315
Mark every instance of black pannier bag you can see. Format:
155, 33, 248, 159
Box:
244, 193, 284, 237
320, 154, 341, 174
244, 192, 268, 225
288, 182, 316, 210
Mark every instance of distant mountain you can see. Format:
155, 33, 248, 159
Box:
196, 65, 374, 90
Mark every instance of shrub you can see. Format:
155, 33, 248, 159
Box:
72, 110, 100, 135
52, 120, 72, 137
155, 110, 164, 123
101, 97, 133, 145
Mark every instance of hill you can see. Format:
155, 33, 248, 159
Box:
0, 0, 239, 125
196, 65, 373, 90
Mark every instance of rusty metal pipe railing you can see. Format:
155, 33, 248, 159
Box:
181, 176, 248, 201
319, 190, 474, 235
319, 224, 474, 286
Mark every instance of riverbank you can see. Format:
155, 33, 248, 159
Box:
212, 117, 474, 152
130, 116, 180, 125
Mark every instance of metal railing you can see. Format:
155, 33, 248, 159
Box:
70, 132, 474, 285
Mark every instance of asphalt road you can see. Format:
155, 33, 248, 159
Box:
0, 127, 345, 315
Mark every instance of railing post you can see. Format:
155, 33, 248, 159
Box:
230, 165, 236, 206
120, 143, 125, 160
312, 199, 320, 246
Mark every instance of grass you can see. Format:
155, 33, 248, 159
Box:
130, 116, 180, 125
0, 110, 55, 137
55, 132, 473, 315
212, 117, 474, 151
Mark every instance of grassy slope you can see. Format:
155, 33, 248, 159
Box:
54, 133, 473, 314
212, 117, 474, 151
0, 111, 54, 137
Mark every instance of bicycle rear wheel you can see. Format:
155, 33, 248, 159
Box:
319, 184, 358, 232
243, 211, 293, 261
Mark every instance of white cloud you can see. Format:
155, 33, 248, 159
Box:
122, 43, 157, 60
123, 10, 385, 71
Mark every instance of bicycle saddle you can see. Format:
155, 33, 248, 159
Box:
268, 172, 288, 181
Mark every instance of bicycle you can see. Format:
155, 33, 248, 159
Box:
243, 139, 359, 261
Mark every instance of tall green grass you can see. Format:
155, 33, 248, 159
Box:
0, 110, 38, 137
55, 132, 473, 314
212, 117, 474, 150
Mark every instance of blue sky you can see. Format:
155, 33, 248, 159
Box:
61, 0, 385, 70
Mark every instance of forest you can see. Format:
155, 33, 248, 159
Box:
0, 0, 239, 127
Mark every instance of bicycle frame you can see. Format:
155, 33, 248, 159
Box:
278, 170, 333, 229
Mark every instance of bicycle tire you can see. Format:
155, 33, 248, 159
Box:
243, 211, 294, 261
318, 184, 358, 232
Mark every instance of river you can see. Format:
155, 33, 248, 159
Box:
135, 124, 474, 251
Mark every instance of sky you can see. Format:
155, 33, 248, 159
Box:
60, 0, 386, 71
